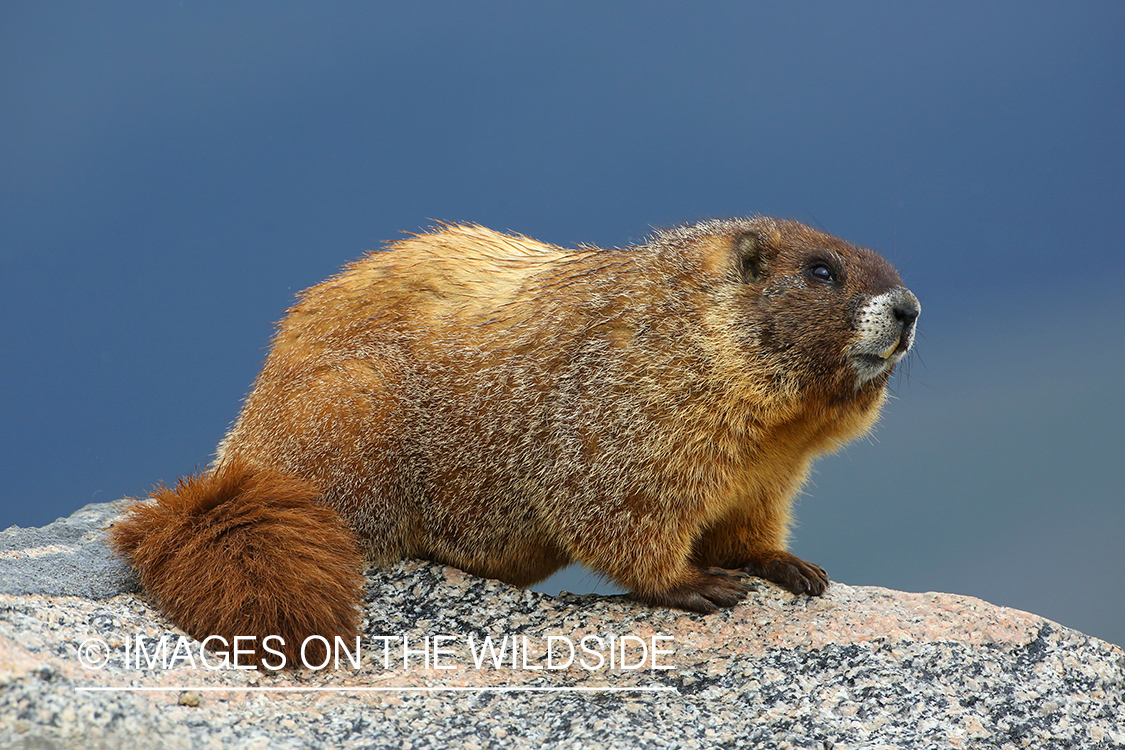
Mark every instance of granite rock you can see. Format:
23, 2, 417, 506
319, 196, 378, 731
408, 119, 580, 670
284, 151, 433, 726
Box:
0, 501, 137, 600
0, 502, 1122, 749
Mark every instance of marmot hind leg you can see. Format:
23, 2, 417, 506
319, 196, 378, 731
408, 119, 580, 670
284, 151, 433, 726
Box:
109, 458, 365, 667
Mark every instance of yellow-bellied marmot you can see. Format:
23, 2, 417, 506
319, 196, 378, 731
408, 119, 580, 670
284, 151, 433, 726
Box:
112, 217, 919, 663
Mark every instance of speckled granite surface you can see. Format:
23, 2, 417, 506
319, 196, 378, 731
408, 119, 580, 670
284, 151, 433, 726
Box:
1, 502, 1123, 749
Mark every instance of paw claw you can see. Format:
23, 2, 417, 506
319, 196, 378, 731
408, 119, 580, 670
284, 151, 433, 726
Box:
633, 567, 753, 613
740, 552, 829, 597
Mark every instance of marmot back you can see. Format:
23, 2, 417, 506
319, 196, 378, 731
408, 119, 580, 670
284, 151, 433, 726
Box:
113, 217, 920, 664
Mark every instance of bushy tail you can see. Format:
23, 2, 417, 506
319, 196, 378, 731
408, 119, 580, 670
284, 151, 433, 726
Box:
110, 458, 365, 668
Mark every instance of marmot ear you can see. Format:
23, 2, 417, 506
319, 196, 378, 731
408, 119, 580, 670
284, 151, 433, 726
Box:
735, 226, 778, 283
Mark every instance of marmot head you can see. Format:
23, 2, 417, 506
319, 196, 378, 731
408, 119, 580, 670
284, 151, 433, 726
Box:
738, 217, 919, 398
674, 217, 920, 403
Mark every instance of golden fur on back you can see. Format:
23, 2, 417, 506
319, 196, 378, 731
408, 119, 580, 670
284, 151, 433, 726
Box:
113, 217, 919, 661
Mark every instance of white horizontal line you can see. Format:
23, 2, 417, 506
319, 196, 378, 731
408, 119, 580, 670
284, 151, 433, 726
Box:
76, 686, 679, 694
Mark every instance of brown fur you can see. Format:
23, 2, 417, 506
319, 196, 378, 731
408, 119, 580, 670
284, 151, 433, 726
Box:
113, 216, 919, 661
110, 460, 364, 665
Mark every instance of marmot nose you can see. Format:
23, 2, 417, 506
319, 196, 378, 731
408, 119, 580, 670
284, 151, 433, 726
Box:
891, 289, 920, 336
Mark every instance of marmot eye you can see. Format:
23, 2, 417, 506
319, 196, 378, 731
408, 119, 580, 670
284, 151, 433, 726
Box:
807, 263, 836, 284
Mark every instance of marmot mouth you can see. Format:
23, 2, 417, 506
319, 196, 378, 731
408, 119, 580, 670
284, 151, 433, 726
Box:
850, 351, 900, 384
849, 286, 919, 384
877, 341, 900, 359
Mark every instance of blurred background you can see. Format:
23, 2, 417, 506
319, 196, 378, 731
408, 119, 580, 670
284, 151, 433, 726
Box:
2, 3, 1121, 646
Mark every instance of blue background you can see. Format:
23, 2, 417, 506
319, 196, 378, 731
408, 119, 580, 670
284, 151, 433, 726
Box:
3, 3, 1122, 646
